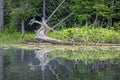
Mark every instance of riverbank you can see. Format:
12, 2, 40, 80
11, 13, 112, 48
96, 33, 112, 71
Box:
0, 27, 120, 44
1, 43, 120, 51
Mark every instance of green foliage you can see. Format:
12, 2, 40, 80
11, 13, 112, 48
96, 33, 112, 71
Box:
2, 0, 120, 43
0, 32, 34, 44
6, 0, 39, 18
49, 26, 120, 43
114, 22, 120, 31
93, 4, 110, 18
3, 0, 120, 32
69, 0, 120, 28
70, 0, 93, 24
4, 0, 41, 32
50, 49, 120, 64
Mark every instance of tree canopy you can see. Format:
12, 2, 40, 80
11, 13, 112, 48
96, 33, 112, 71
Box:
2, 0, 120, 33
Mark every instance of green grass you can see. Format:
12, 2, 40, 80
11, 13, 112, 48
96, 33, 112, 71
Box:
49, 26, 120, 43
0, 32, 34, 44
1, 26, 120, 44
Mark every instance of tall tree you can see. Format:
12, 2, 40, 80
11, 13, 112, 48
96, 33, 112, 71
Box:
7, 0, 40, 34
70, 0, 93, 25
0, 0, 3, 34
12, 1, 37, 34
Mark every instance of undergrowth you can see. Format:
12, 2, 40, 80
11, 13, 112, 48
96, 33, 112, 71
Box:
1, 26, 120, 44
0, 32, 34, 44
49, 26, 120, 43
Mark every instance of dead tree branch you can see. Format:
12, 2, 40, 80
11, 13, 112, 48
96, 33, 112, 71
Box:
46, 0, 65, 22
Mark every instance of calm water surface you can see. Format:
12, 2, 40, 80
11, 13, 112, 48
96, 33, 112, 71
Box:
0, 48, 120, 80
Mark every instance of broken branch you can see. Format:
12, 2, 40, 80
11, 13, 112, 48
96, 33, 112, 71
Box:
46, 0, 65, 22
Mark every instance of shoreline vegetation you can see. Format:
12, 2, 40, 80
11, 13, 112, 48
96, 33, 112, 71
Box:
1, 43, 120, 50
0, 27, 120, 45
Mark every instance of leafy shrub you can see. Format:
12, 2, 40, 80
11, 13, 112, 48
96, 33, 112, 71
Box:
48, 26, 120, 43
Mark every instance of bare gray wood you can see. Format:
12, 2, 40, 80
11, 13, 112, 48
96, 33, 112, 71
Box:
43, 0, 46, 19
29, 0, 77, 45
46, 0, 65, 22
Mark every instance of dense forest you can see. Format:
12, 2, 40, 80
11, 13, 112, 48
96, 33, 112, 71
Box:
0, 0, 120, 43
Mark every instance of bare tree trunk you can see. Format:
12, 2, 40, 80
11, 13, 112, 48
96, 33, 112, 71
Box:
43, 0, 46, 19
93, 14, 98, 27
0, 0, 3, 34
85, 18, 88, 26
107, 19, 111, 29
21, 18, 25, 34
109, 18, 112, 28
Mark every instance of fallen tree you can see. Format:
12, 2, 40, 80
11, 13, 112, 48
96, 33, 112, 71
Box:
29, 18, 80, 45
29, 0, 80, 45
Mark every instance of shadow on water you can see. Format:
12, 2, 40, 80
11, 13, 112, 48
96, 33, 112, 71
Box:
0, 48, 120, 80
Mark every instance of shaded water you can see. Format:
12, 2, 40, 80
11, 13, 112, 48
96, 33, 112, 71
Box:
0, 48, 120, 80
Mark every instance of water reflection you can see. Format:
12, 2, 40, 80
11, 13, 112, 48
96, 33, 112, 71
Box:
28, 49, 54, 80
2, 48, 120, 80
28, 49, 53, 71
0, 48, 3, 80
28, 49, 73, 80
21, 49, 25, 62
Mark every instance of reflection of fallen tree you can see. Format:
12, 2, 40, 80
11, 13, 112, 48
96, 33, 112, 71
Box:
28, 49, 61, 80
28, 49, 73, 80
49, 65, 60, 80
28, 49, 53, 71
28, 49, 54, 80
25, 49, 117, 80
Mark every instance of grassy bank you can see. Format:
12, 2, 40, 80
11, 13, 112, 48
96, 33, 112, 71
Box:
0, 32, 34, 44
0, 27, 120, 44
49, 27, 120, 43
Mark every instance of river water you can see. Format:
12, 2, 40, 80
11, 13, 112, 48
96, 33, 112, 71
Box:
0, 48, 120, 80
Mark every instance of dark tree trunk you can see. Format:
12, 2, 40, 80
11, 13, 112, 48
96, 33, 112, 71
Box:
0, 0, 3, 34
21, 18, 25, 34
